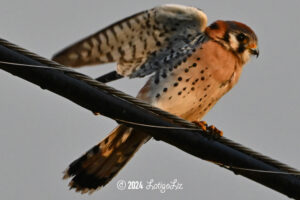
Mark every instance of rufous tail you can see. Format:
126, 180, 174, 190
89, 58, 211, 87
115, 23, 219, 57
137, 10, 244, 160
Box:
63, 124, 149, 193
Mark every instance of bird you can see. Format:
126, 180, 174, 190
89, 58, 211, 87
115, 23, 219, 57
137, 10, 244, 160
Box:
52, 4, 259, 193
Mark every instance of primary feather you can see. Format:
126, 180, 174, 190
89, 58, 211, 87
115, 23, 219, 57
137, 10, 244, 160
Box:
52, 4, 207, 77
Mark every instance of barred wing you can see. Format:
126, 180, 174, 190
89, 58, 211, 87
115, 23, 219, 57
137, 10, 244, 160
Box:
52, 4, 207, 77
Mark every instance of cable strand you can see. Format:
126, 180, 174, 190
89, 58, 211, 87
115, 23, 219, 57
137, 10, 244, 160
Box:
0, 38, 299, 175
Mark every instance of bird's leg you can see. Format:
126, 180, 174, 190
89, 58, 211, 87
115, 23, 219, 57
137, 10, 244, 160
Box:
95, 71, 123, 83
192, 121, 223, 137
93, 71, 123, 115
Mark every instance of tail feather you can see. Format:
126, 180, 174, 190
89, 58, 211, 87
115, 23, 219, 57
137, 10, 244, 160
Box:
64, 125, 149, 193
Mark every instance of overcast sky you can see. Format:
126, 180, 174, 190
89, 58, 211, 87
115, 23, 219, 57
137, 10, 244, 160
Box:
0, 0, 299, 199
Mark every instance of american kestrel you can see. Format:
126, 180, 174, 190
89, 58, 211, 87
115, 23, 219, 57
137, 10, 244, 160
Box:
53, 4, 259, 193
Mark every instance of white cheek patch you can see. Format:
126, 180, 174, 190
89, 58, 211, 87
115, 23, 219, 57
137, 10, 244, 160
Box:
229, 33, 239, 50
228, 33, 251, 64
242, 50, 251, 63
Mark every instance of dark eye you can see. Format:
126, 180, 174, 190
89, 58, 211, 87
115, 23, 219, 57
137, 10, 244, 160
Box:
236, 33, 247, 42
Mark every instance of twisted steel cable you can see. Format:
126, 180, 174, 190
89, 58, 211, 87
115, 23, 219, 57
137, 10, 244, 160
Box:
0, 38, 299, 175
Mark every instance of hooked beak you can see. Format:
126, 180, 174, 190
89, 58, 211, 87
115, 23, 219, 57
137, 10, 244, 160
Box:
250, 48, 259, 58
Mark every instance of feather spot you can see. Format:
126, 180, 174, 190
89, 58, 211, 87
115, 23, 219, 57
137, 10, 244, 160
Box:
68, 53, 79, 60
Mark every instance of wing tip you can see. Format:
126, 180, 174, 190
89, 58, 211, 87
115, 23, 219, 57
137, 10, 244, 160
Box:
52, 50, 82, 67
157, 4, 208, 32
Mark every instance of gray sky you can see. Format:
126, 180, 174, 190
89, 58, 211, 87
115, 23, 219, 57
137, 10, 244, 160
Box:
0, 0, 299, 199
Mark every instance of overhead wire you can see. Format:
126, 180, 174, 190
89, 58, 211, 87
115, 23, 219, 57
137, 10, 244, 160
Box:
0, 38, 299, 176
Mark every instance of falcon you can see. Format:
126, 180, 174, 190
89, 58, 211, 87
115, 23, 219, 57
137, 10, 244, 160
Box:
52, 4, 259, 193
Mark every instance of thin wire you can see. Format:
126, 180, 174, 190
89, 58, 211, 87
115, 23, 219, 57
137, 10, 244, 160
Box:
0, 60, 210, 132
116, 118, 205, 131
113, 119, 300, 175
215, 162, 300, 175
0, 60, 73, 72
0, 37, 299, 175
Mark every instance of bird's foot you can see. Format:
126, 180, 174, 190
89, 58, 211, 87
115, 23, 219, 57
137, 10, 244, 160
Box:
192, 121, 223, 138
192, 120, 208, 131
207, 124, 223, 137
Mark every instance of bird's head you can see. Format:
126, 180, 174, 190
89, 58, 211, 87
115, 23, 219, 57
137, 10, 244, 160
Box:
205, 20, 259, 64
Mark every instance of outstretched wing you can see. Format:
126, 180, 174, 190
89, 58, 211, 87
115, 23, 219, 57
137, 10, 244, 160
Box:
52, 4, 208, 77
